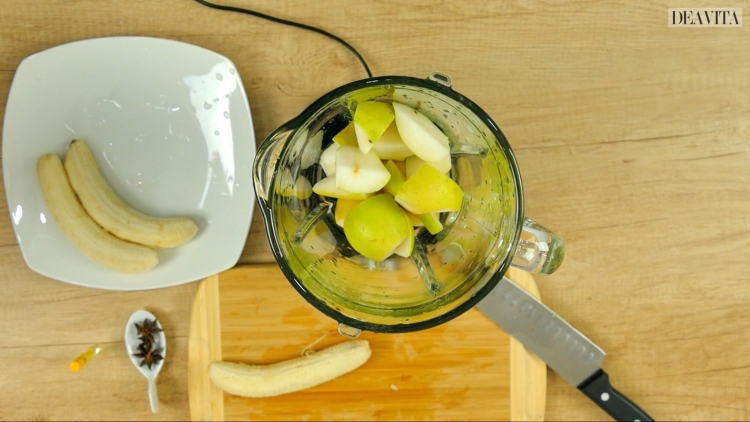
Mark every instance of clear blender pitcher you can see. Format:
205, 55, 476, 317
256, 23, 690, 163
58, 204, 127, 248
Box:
253, 73, 564, 336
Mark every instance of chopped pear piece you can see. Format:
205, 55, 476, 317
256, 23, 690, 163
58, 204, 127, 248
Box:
405, 155, 451, 178
344, 194, 412, 262
354, 122, 374, 154
383, 160, 406, 196
417, 213, 443, 234
404, 210, 425, 227
353, 101, 395, 144
312, 176, 371, 200
319, 142, 339, 176
334, 198, 361, 227
393, 220, 415, 258
385, 161, 444, 233
393, 102, 450, 164
395, 164, 464, 214
332, 122, 358, 147
335, 146, 391, 194
371, 122, 414, 160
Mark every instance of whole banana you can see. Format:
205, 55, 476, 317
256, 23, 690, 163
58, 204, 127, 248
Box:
209, 340, 371, 398
63, 139, 198, 248
37, 153, 159, 273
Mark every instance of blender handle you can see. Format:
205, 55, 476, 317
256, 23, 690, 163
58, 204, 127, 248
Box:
510, 218, 565, 275
253, 119, 302, 202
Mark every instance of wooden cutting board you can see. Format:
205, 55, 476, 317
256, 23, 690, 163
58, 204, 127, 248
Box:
188, 264, 546, 421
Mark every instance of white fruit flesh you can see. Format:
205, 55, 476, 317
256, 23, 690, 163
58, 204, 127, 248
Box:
209, 340, 371, 398
353, 122, 373, 154
64, 139, 198, 248
370, 122, 414, 160
392, 102, 450, 164
335, 145, 391, 194
312, 176, 371, 200
37, 153, 159, 273
319, 142, 339, 176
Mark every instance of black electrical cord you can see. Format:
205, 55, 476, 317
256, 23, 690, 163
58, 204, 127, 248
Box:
192, 0, 372, 78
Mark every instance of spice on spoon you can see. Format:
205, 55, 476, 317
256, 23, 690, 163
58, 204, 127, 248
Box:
132, 318, 164, 370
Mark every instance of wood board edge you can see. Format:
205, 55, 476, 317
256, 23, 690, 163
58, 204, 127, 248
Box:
188, 274, 225, 421
507, 267, 548, 421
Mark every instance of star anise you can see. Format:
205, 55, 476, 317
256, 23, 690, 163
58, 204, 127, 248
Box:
137, 337, 154, 353
135, 318, 162, 338
133, 347, 164, 370
132, 318, 164, 370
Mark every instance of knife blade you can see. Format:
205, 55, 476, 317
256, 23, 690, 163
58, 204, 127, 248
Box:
477, 276, 654, 422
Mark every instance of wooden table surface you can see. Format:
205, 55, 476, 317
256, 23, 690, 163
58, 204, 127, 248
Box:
1, 1, 748, 420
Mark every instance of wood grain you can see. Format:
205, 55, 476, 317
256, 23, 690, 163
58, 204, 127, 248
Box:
188, 274, 224, 422
507, 267, 547, 422
188, 264, 546, 421
0, 0, 748, 420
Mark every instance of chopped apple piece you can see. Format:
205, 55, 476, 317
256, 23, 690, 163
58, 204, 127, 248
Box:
335, 146, 391, 194
371, 122, 414, 160
344, 194, 412, 262
393, 102, 450, 164
395, 164, 464, 214
332, 122, 358, 147
312, 176, 371, 200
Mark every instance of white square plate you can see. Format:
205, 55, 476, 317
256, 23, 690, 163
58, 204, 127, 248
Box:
2, 37, 256, 290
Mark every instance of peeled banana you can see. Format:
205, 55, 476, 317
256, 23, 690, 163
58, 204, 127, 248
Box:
63, 139, 198, 248
37, 153, 159, 273
209, 340, 371, 398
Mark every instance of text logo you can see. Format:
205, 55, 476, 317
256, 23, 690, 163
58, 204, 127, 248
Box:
669, 8, 742, 26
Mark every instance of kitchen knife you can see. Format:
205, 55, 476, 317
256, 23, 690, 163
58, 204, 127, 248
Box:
477, 277, 654, 422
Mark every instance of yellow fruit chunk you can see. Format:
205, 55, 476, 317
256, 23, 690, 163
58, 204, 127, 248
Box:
395, 164, 464, 214
383, 160, 406, 196
405, 155, 450, 178
319, 142, 339, 176
393, 216, 415, 257
393, 102, 449, 164
353, 101, 395, 144
417, 213, 443, 234
371, 122, 414, 160
335, 145, 391, 194
312, 176, 371, 200
334, 198, 361, 227
384, 161, 445, 234
332, 123, 358, 147
344, 194, 411, 262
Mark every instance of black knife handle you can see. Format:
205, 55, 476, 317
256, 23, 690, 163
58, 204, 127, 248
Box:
578, 369, 654, 422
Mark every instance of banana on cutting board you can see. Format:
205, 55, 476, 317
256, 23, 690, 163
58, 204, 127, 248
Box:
63, 139, 198, 248
209, 340, 371, 398
37, 153, 159, 273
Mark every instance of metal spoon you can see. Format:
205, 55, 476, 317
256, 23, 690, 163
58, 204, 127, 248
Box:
124, 310, 167, 413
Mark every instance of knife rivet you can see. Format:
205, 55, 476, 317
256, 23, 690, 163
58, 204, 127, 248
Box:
600, 392, 610, 401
